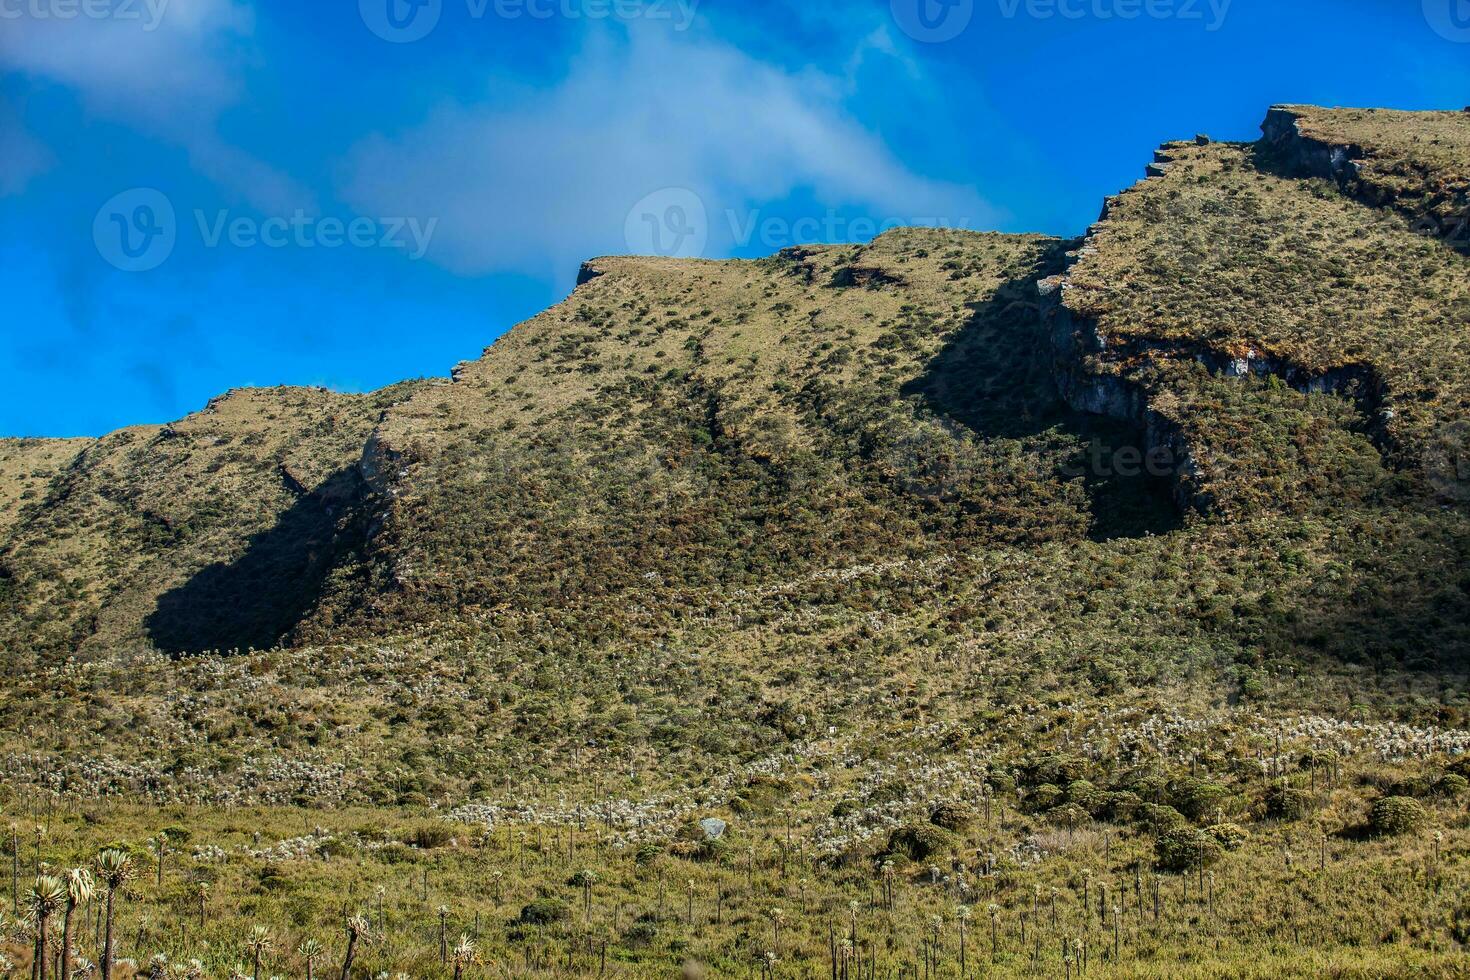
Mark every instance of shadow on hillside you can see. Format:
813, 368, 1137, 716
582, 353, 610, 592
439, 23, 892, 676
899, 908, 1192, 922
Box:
1284, 557, 1470, 675
900, 252, 1182, 541
145, 466, 363, 655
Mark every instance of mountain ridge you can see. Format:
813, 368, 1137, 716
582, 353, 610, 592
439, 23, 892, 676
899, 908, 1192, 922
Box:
1, 104, 1465, 663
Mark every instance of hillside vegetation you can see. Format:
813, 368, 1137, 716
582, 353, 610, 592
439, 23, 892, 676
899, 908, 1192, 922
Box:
0, 106, 1465, 978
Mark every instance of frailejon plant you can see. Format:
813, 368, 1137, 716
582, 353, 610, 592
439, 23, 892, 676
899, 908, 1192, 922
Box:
58, 868, 92, 980
27, 875, 65, 980
92, 850, 134, 980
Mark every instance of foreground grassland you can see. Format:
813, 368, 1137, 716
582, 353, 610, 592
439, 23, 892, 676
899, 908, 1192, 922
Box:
3, 645, 1470, 979
0, 106, 1466, 977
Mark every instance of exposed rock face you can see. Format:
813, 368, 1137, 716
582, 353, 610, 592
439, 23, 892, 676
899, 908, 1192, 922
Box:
1260, 107, 1367, 185
575, 261, 606, 286
358, 431, 406, 498
1039, 134, 1405, 518
1260, 106, 1469, 254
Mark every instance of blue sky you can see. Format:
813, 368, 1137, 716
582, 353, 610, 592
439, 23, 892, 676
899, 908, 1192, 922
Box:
1, 0, 1466, 437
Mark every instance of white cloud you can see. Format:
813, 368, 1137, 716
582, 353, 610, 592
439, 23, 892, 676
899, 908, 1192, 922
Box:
338, 25, 996, 278
0, 0, 311, 212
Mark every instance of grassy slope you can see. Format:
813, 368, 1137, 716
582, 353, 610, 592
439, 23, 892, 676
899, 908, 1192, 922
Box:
306, 230, 1172, 639
0, 384, 423, 658
1059, 138, 1469, 514
1284, 105, 1470, 209
0, 438, 89, 539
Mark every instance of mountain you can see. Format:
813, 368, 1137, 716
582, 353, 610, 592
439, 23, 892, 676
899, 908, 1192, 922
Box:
0, 104, 1466, 978
3, 108, 1465, 671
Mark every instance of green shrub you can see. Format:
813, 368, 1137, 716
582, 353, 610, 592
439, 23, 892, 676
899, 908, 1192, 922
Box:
520, 898, 570, 926
1026, 755, 1088, 787
1065, 780, 1105, 815
1048, 803, 1091, 829
1432, 773, 1468, 797
929, 801, 976, 832
884, 824, 957, 862
1027, 784, 1065, 813
1170, 778, 1231, 822
1102, 791, 1142, 823
1205, 822, 1250, 851
1369, 797, 1428, 837
1155, 829, 1224, 873
986, 772, 1016, 796
623, 917, 659, 947
1137, 803, 1188, 833
1264, 784, 1314, 821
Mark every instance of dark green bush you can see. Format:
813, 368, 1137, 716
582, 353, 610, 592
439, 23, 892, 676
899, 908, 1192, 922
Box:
1264, 784, 1314, 821
1102, 791, 1142, 823
884, 824, 957, 862
520, 898, 570, 926
1432, 773, 1468, 797
1170, 778, 1231, 822
1027, 784, 1065, 813
1155, 829, 1223, 873
929, 801, 976, 832
1047, 803, 1091, 829
1206, 822, 1249, 851
1369, 797, 1428, 837
1137, 803, 1188, 833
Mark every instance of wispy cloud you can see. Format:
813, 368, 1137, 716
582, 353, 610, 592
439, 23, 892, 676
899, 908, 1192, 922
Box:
0, 0, 311, 212
339, 24, 995, 278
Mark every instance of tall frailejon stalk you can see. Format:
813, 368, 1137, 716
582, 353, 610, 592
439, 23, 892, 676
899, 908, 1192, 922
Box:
245, 925, 273, 980
59, 868, 94, 980
956, 905, 971, 976
28, 875, 66, 980
93, 849, 135, 980
296, 939, 323, 980
451, 935, 479, 980
339, 915, 369, 980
